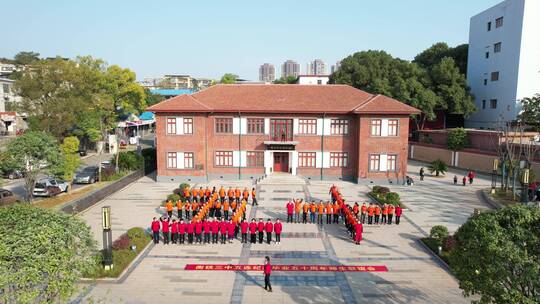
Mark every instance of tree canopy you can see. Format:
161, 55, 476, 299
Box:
414, 42, 468, 75
13, 51, 41, 65
450, 205, 540, 304
219, 73, 238, 84
517, 94, 540, 131
273, 75, 298, 84
0, 204, 97, 303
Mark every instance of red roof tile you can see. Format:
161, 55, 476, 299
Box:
147, 84, 419, 115
352, 95, 421, 115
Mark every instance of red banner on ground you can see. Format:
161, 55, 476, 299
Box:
184, 264, 387, 272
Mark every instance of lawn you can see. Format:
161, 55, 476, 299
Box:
34, 182, 109, 209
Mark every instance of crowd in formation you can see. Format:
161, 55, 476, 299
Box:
151, 185, 283, 245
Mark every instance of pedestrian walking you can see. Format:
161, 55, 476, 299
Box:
468, 171, 475, 184
453, 175, 458, 185
462, 176, 467, 186
151, 217, 160, 244
263, 256, 273, 292
274, 219, 282, 244
419, 167, 425, 181
251, 188, 258, 206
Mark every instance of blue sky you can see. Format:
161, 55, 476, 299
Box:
2, 0, 501, 80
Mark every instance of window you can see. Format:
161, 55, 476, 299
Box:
247, 118, 264, 134
388, 119, 398, 136
496, 17, 503, 28
482, 100, 486, 109
184, 152, 194, 169
484, 79, 488, 86
183, 118, 193, 134
330, 119, 349, 135
491, 71, 499, 81
215, 151, 233, 167
387, 155, 397, 172
490, 99, 497, 109
167, 152, 177, 168
215, 118, 233, 133
317, 80, 322, 85
298, 152, 316, 168
369, 155, 380, 171
2, 84, 9, 94
330, 152, 348, 168
487, 21, 492, 31
485, 52, 489, 59
494, 42, 501, 53
166, 118, 177, 134
370, 119, 381, 136
246, 151, 264, 167
298, 119, 317, 134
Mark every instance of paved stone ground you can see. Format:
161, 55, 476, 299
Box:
74, 162, 492, 303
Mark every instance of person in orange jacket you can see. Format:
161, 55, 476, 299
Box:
183, 187, 190, 202
333, 202, 340, 224
326, 201, 334, 225
191, 201, 199, 218
251, 187, 258, 206
360, 203, 367, 224
176, 199, 183, 219
367, 203, 375, 225
228, 187, 234, 202
309, 202, 316, 223
295, 199, 302, 223
165, 200, 173, 219
231, 199, 237, 213
235, 187, 241, 203
219, 186, 226, 203
215, 199, 222, 219
223, 200, 230, 220
302, 202, 309, 224
242, 187, 249, 202
388, 204, 395, 225
374, 204, 381, 225
317, 201, 324, 225
382, 204, 388, 224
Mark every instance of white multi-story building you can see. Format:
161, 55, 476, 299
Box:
306, 59, 327, 75
0, 78, 22, 112
281, 60, 301, 78
466, 0, 540, 129
259, 63, 276, 82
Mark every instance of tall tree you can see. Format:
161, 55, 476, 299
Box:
220, 73, 238, 84
3, 131, 63, 202
56, 136, 81, 182
414, 42, 469, 75
144, 89, 165, 107
450, 205, 540, 304
0, 204, 97, 303
273, 76, 297, 84
517, 94, 540, 131
104, 64, 147, 115
13, 51, 40, 65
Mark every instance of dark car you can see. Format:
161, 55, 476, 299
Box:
74, 166, 99, 184
0, 189, 21, 206
3, 169, 24, 180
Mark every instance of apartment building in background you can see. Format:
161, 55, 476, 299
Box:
259, 63, 276, 82
466, 0, 540, 129
297, 75, 330, 85
148, 84, 419, 183
331, 61, 341, 74
307, 59, 327, 75
281, 60, 301, 78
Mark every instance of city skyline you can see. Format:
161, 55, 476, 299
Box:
1, 0, 502, 80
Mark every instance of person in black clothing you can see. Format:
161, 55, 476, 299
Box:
419, 167, 425, 181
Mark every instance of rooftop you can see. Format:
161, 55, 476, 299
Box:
147, 84, 420, 115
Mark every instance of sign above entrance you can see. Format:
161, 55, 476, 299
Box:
266, 144, 296, 151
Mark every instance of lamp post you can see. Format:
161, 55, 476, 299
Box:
521, 169, 530, 204
491, 158, 499, 194
102, 206, 113, 270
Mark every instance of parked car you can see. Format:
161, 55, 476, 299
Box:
78, 149, 88, 157
0, 189, 21, 206
33, 178, 69, 197
74, 166, 99, 184
3, 169, 24, 180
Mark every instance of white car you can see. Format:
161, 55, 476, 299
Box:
33, 178, 69, 197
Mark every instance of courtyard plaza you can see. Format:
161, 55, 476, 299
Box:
73, 162, 492, 303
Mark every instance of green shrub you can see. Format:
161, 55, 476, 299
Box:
167, 194, 180, 202
117, 151, 143, 171
386, 192, 400, 206
430, 225, 449, 245
428, 159, 448, 176
127, 227, 146, 240
446, 128, 469, 151
378, 187, 390, 195
372, 185, 381, 193
442, 235, 456, 252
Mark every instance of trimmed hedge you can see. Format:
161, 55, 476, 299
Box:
369, 185, 404, 207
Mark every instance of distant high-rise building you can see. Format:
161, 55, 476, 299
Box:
281, 60, 301, 78
259, 63, 276, 82
307, 59, 327, 75
331, 61, 341, 74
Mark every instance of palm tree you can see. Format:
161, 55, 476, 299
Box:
428, 159, 447, 177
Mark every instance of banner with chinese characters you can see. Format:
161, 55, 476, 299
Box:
184, 264, 387, 272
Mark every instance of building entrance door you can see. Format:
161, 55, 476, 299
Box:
273, 152, 289, 173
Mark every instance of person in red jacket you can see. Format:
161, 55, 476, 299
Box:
240, 219, 249, 243
274, 219, 282, 244
171, 219, 178, 244
161, 217, 170, 245
220, 219, 228, 244
195, 220, 203, 244
211, 218, 219, 244
257, 219, 265, 244
249, 219, 257, 244
228, 219, 236, 243
178, 219, 186, 244
354, 221, 363, 245
395, 205, 403, 225
286, 201, 294, 223
203, 219, 211, 244
186, 220, 194, 244
151, 217, 160, 244
263, 256, 272, 292
265, 219, 273, 244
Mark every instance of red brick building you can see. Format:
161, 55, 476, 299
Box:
148, 84, 419, 183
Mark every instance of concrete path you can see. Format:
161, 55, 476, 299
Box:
75, 162, 493, 303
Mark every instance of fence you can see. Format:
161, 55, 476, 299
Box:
61, 169, 144, 215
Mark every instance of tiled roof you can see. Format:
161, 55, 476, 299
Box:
147, 84, 419, 114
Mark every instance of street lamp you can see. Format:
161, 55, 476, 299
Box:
491, 158, 499, 194
521, 169, 530, 204
102, 206, 113, 270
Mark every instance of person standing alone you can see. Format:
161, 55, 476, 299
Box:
263, 256, 272, 292
419, 167, 425, 181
